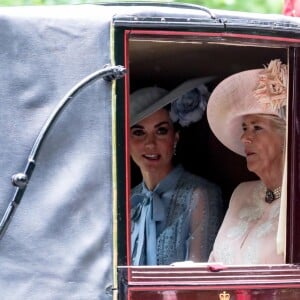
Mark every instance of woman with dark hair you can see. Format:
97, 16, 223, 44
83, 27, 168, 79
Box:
130, 78, 223, 265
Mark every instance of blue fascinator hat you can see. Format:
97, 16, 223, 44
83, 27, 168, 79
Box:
130, 77, 214, 127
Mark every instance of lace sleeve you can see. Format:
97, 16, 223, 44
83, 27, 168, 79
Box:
187, 185, 223, 262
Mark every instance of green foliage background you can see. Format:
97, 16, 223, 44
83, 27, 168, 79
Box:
0, 0, 284, 14
179, 0, 283, 13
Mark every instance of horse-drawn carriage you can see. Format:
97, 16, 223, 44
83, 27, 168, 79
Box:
0, 2, 300, 299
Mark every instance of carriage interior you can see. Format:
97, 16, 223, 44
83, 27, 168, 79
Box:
128, 34, 287, 210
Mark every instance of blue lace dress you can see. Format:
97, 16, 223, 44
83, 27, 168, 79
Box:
131, 165, 223, 265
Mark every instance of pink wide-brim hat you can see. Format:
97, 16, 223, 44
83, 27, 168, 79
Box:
207, 60, 287, 156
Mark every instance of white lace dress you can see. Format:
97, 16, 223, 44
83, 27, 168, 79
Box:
209, 180, 284, 264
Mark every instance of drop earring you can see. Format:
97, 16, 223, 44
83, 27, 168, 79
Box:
173, 143, 177, 156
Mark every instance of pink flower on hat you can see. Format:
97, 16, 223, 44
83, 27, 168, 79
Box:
253, 59, 287, 111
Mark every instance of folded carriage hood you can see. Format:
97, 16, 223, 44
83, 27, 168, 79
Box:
0, 5, 119, 300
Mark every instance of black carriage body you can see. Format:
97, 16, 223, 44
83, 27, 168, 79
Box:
0, 3, 299, 300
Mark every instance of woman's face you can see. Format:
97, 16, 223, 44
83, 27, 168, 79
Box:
240, 114, 284, 176
130, 109, 179, 176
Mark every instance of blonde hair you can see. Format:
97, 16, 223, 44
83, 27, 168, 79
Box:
262, 114, 286, 138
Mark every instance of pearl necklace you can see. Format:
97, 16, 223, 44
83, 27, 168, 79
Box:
265, 186, 281, 204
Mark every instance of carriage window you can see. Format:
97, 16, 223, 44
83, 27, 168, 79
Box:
127, 33, 288, 266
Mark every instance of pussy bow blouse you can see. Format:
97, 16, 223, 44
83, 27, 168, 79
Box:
131, 165, 223, 265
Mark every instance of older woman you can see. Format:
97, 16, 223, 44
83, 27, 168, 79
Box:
130, 78, 223, 265
207, 59, 287, 264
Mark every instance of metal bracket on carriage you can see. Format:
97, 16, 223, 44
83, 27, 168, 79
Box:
0, 64, 127, 241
